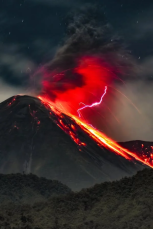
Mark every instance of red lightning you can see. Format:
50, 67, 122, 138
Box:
77, 86, 107, 117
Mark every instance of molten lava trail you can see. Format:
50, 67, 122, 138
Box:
77, 86, 107, 117
38, 96, 153, 168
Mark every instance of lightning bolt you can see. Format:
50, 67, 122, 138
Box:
77, 86, 107, 117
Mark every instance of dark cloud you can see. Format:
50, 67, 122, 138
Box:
0, 0, 65, 89
51, 5, 132, 68
0, 43, 35, 84
30, 0, 81, 7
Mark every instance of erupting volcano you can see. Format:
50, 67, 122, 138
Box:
36, 55, 153, 169
0, 5, 152, 191
32, 6, 153, 170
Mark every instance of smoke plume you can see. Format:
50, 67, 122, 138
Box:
35, 5, 136, 101
34, 5, 151, 142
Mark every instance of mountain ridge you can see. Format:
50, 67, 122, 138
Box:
0, 173, 71, 205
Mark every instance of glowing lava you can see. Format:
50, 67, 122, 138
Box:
38, 96, 153, 168
77, 86, 107, 117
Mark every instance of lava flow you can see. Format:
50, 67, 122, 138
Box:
38, 96, 153, 168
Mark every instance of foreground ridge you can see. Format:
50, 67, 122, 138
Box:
0, 168, 153, 229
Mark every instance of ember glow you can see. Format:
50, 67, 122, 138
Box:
77, 86, 107, 117
38, 96, 153, 168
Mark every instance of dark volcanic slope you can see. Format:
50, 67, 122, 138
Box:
0, 173, 71, 204
0, 95, 146, 190
0, 169, 153, 229
119, 140, 153, 159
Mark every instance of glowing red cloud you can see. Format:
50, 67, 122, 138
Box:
41, 56, 117, 115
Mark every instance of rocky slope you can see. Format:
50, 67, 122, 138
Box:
0, 95, 146, 190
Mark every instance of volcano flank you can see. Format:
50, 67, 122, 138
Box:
0, 95, 147, 190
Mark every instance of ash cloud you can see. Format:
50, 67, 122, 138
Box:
37, 5, 136, 99
52, 6, 132, 70
50, 5, 131, 66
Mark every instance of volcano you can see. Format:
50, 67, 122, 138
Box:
0, 95, 147, 190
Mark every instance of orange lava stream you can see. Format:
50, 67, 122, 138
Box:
38, 96, 153, 168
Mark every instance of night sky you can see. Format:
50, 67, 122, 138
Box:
0, 0, 153, 141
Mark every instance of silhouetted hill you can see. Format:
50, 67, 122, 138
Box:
0, 95, 146, 190
0, 173, 71, 204
0, 168, 153, 229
